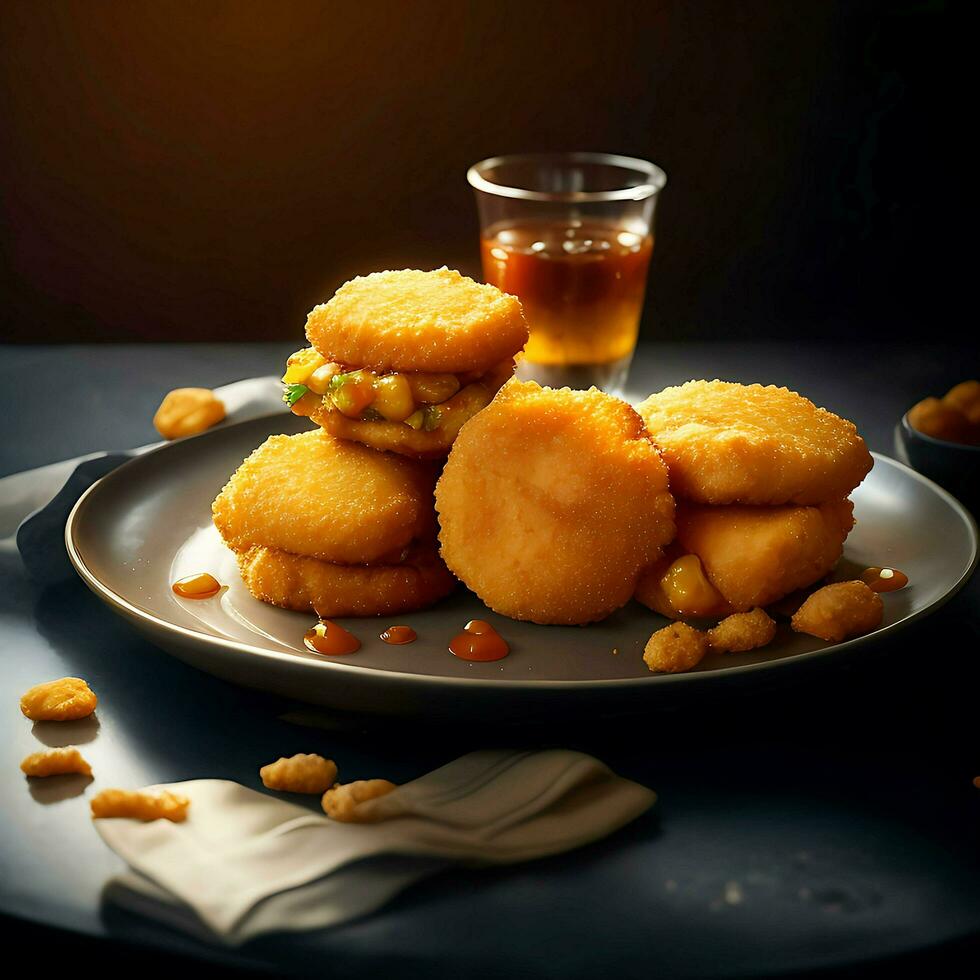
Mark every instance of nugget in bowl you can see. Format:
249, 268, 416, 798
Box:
436, 380, 675, 625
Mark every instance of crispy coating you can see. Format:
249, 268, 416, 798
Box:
306, 360, 514, 459
643, 622, 709, 673
21, 747, 92, 778
677, 499, 853, 613
321, 779, 397, 822
305, 268, 528, 374
260, 754, 338, 794
153, 387, 226, 440
91, 788, 190, 822
236, 542, 456, 617
213, 430, 438, 563
20, 677, 97, 721
436, 380, 676, 625
638, 380, 873, 505
707, 608, 777, 653
791, 580, 883, 642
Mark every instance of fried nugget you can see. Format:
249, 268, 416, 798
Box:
436, 380, 675, 625
791, 580, 883, 642
236, 543, 456, 617
305, 268, 528, 374
213, 430, 438, 564
636, 499, 854, 616
638, 380, 872, 505
707, 608, 777, 653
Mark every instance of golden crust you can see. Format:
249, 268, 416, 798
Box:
678, 499, 854, 611
236, 543, 456, 617
707, 608, 777, 653
436, 379, 676, 625
635, 500, 854, 616
212, 430, 438, 564
791, 580, 883, 642
638, 380, 873, 505
643, 622, 709, 673
305, 360, 514, 459
305, 268, 528, 374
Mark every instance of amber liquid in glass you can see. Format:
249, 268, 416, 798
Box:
480, 220, 653, 391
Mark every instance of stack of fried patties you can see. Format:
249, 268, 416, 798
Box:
632, 381, 874, 619
212, 268, 528, 617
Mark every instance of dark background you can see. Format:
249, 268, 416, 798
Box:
0, 0, 960, 345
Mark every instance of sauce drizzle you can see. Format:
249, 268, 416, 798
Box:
304, 620, 361, 656
380, 625, 417, 645
172, 572, 222, 599
449, 620, 509, 662
860, 567, 909, 593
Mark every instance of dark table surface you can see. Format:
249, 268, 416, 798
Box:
1, 341, 978, 979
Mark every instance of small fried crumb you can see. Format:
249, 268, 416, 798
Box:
321, 779, 397, 822
20, 746, 92, 778
707, 608, 777, 653
153, 387, 226, 440
791, 580, 883, 643
91, 788, 190, 822
643, 621, 709, 674
20, 677, 98, 721
260, 753, 338, 794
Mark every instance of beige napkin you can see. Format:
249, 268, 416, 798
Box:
95, 749, 655, 945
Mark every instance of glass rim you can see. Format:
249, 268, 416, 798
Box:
467, 152, 666, 203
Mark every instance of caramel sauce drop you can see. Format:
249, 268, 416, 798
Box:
380, 625, 417, 645
304, 620, 361, 656
449, 619, 509, 662
860, 567, 909, 593
172, 572, 222, 599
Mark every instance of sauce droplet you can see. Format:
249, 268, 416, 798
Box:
304, 620, 361, 656
449, 619, 509, 662
172, 572, 222, 599
860, 567, 909, 593
380, 625, 417, 645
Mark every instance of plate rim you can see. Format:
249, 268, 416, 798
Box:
65, 417, 979, 693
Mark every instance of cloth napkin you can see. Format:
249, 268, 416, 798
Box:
96, 749, 656, 945
2, 376, 284, 582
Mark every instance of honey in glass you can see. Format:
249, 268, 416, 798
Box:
481, 220, 653, 389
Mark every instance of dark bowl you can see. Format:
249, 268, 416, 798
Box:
894, 413, 980, 514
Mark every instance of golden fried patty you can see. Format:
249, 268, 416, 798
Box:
305, 268, 528, 374
436, 379, 676, 625
236, 543, 456, 617
636, 498, 855, 617
638, 380, 872, 505
212, 430, 438, 564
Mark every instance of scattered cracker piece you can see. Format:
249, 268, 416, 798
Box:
91, 788, 190, 822
20, 677, 97, 721
153, 387, 225, 440
707, 608, 777, 654
321, 779, 397, 822
21, 747, 92, 778
260, 753, 338, 794
643, 622, 709, 674
791, 580, 883, 643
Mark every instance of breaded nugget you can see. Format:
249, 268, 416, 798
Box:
643, 622, 709, 674
436, 380, 675, 625
306, 268, 528, 374
638, 380, 872, 505
303, 360, 514, 459
213, 430, 437, 564
635, 499, 854, 616
791, 580, 883, 642
707, 608, 777, 653
236, 543, 456, 617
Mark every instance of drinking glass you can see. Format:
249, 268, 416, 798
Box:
469, 152, 666, 394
